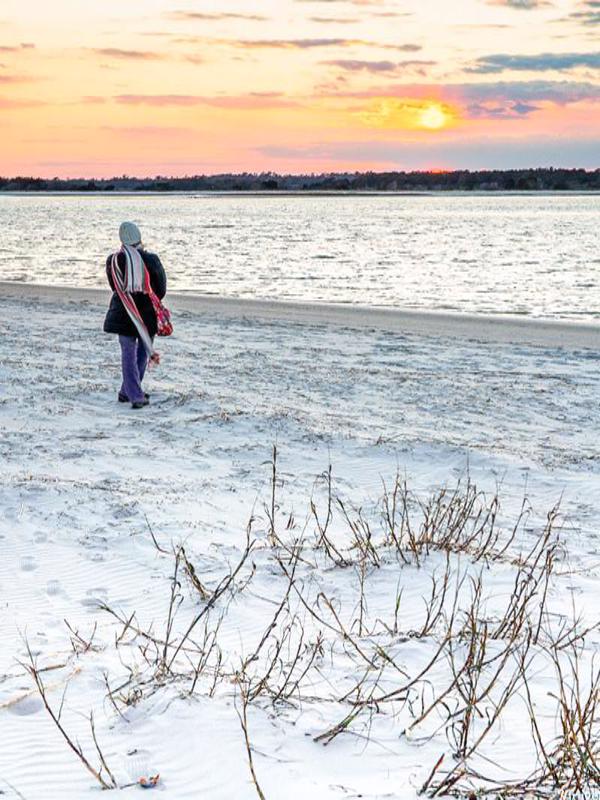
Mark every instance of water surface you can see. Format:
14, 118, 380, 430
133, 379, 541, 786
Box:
0, 193, 597, 319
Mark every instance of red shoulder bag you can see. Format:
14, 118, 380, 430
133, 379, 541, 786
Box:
144, 268, 173, 337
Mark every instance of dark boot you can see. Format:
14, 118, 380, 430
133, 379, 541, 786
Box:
119, 392, 150, 403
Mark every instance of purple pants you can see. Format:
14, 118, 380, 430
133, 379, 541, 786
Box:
119, 335, 151, 403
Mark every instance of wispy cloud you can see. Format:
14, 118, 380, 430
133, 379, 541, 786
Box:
114, 93, 299, 108
322, 58, 435, 74
465, 79, 600, 103
371, 11, 413, 17
0, 42, 34, 52
488, 0, 551, 8
0, 96, 44, 108
168, 11, 269, 22
453, 23, 511, 29
464, 78, 600, 103
308, 16, 360, 24
90, 48, 166, 61
466, 100, 541, 118
100, 125, 194, 137
0, 72, 37, 83
320, 79, 600, 105
115, 94, 201, 107
209, 37, 421, 51
296, 0, 386, 4
566, 1, 600, 26
322, 58, 397, 72
469, 51, 600, 73
202, 93, 300, 108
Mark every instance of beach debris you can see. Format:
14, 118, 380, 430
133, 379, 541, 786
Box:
126, 751, 160, 790
139, 774, 160, 789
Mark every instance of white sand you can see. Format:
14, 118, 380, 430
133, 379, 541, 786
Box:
0, 286, 599, 798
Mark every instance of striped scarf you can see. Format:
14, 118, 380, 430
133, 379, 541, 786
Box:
110, 245, 155, 357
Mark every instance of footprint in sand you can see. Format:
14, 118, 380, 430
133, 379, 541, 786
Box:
20, 556, 38, 572
81, 587, 108, 608
46, 579, 61, 596
8, 695, 44, 716
34, 531, 48, 544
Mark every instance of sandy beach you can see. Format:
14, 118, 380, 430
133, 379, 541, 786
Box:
1, 285, 600, 799
2, 0, 600, 789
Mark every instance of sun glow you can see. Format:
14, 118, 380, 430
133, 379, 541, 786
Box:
419, 104, 449, 130
357, 99, 457, 132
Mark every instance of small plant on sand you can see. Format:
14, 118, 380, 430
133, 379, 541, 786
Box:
23, 448, 598, 800
21, 640, 117, 791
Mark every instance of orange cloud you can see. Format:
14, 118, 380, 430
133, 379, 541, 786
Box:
114, 93, 300, 108
0, 74, 38, 82
0, 96, 44, 107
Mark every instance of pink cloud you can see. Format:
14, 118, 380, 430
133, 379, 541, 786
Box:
0, 96, 44, 107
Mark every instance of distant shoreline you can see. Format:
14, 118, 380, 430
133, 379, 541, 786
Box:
2, 280, 598, 351
2, 190, 600, 198
1, 167, 598, 194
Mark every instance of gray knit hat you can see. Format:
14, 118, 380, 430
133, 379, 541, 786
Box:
119, 221, 141, 246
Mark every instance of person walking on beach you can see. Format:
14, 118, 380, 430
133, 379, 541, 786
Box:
103, 222, 167, 409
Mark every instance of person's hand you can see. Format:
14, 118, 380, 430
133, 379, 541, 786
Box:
150, 352, 161, 367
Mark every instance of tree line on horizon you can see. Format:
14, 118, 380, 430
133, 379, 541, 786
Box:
1, 168, 598, 192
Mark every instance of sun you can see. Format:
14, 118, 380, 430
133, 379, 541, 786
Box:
356, 98, 458, 131
419, 104, 449, 130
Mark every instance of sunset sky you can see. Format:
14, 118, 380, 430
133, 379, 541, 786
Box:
1, 0, 598, 176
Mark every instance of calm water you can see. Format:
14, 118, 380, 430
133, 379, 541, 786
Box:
0, 193, 598, 319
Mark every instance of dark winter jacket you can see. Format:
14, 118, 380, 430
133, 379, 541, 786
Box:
103, 249, 167, 338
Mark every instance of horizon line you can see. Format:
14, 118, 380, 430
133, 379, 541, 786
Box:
1, 166, 599, 182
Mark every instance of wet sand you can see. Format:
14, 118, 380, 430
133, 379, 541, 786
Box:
1, 280, 598, 350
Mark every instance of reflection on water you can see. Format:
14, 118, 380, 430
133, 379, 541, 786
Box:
0, 193, 597, 319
